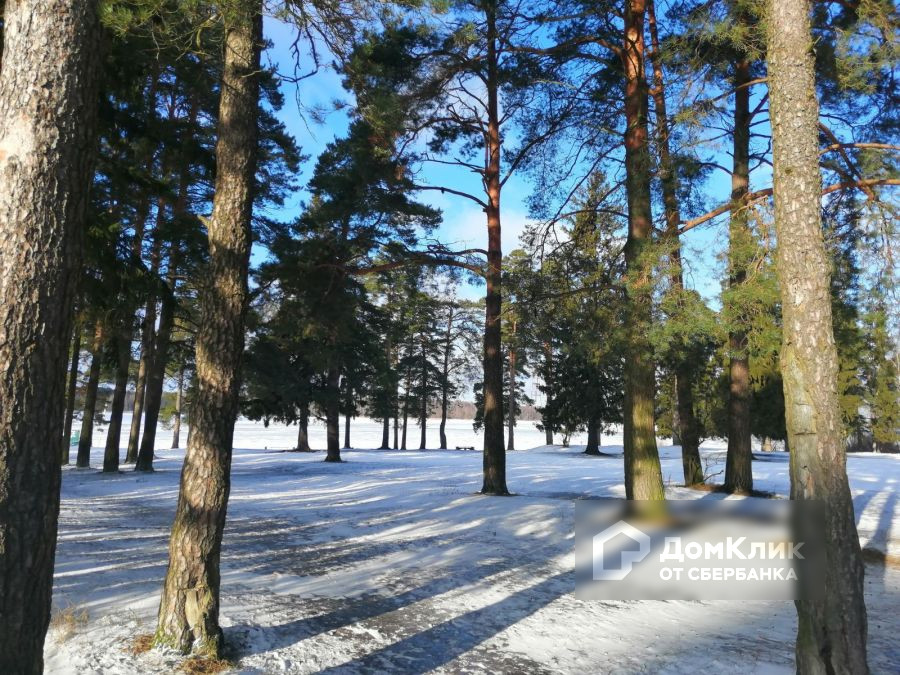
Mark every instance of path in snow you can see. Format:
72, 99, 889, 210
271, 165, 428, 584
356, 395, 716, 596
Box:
45, 419, 900, 673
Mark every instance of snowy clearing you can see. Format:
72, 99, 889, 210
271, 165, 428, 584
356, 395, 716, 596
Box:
47, 418, 900, 674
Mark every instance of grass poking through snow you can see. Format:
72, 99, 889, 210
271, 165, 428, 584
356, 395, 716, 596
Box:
49, 603, 89, 643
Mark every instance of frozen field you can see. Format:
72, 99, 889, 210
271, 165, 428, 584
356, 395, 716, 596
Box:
47, 418, 900, 673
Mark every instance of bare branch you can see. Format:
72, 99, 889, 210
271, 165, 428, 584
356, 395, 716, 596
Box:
679, 178, 900, 234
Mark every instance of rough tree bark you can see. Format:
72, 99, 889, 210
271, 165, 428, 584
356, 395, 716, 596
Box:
77, 320, 104, 468
0, 1, 100, 670
647, 0, 702, 485
296, 403, 311, 452
62, 327, 82, 465
766, 1, 868, 671
481, 2, 508, 494
381, 415, 391, 449
439, 304, 454, 450
325, 365, 342, 461
381, 338, 393, 449
393, 408, 399, 449
585, 417, 601, 455
137, 244, 178, 471
621, 0, 665, 500
419, 339, 428, 450
401, 375, 410, 450
171, 364, 184, 449
103, 320, 132, 473
126, 229, 162, 464
125, 310, 153, 463
543, 342, 554, 445
154, 4, 262, 656
507, 320, 517, 452
724, 53, 754, 494
671, 383, 681, 446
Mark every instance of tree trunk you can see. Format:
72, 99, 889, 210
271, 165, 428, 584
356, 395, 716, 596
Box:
393, 408, 399, 449
62, 327, 82, 464
380, 337, 393, 449
0, 1, 100, 669
507, 320, 517, 452
676, 369, 703, 484
154, 4, 262, 657
343, 413, 351, 449
671, 388, 682, 446
481, 3, 508, 494
543, 342, 554, 445
621, 0, 665, 500
585, 417, 601, 455
125, 308, 153, 463
766, 1, 868, 670
122, 101, 161, 463
762, 436, 773, 453
126, 233, 162, 463
171, 364, 185, 449
296, 403, 310, 452
401, 385, 409, 450
439, 304, 453, 450
103, 322, 132, 472
419, 340, 428, 450
324, 364, 342, 461
185, 410, 194, 450
724, 54, 754, 494
77, 320, 104, 468
139, 106, 196, 464
439, 384, 449, 450
136, 246, 177, 472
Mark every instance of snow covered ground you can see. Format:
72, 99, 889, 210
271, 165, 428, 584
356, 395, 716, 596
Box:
47, 417, 900, 673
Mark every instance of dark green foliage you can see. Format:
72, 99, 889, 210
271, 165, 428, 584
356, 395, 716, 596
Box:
863, 296, 900, 452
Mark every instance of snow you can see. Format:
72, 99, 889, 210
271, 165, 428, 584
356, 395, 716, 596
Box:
46, 416, 900, 673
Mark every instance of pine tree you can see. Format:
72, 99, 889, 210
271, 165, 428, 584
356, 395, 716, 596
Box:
0, 1, 101, 670
621, 0, 665, 500
864, 297, 899, 453
767, 0, 868, 669
524, 175, 628, 454
155, 0, 263, 655
346, 6, 574, 492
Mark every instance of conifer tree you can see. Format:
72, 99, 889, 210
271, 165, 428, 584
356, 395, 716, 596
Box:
864, 296, 899, 453
155, 0, 264, 655
767, 0, 868, 669
0, 1, 101, 669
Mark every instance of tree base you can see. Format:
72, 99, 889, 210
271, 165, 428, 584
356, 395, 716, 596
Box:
479, 488, 512, 496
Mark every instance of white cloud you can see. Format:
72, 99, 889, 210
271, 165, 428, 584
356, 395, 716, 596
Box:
435, 202, 532, 255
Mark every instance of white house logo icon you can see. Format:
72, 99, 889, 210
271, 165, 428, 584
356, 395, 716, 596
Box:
592, 521, 651, 580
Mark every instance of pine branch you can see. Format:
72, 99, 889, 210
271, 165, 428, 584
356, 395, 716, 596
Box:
679, 178, 900, 234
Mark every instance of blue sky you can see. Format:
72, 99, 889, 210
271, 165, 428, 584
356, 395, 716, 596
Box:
261, 16, 733, 308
